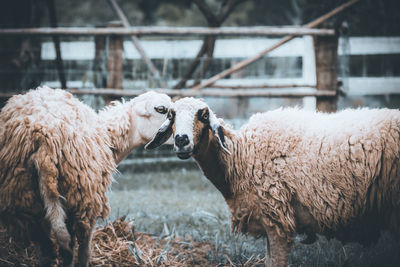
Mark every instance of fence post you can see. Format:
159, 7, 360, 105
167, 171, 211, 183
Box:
314, 31, 339, 112
302, 36, 317, 110
94, 21, 123, 104
104, 21, 124, 104
93, 26, 107, 89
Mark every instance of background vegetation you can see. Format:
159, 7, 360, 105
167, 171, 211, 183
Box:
47, 0, 400, 36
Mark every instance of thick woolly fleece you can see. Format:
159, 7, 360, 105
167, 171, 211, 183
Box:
218, 107, 400, 244
147, 99, 400, 266
0, 87, 114, 248
0, 86, 168, 252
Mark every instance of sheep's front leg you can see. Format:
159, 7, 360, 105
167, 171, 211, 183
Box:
77, 225, 94, 267
265, 227, 290, 267
59, 215, 75, 267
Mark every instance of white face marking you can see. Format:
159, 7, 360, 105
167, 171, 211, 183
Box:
172, 98, 208, 151
174, 109, 195, 143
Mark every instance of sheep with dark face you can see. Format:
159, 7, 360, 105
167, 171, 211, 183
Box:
0, 86, 172, 266
146, 97, 400, 267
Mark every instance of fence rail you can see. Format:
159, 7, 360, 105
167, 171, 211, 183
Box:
0, 26, 335, 37
0, 88, 336, 98
4, 36, 399, 97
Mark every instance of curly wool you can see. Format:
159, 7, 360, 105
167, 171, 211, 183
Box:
219, 107, 400, 243
0, 86, 171, 255
0, 87, 115, 237
146, 98, 400, 266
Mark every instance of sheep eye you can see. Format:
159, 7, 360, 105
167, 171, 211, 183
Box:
198, 109, 209, 122
155, 106, 167, 114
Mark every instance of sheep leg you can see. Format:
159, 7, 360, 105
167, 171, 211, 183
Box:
77, 225, 94, 267
265, 227, 290, 267
32, 220, 57, 267
59, 215, 75, 267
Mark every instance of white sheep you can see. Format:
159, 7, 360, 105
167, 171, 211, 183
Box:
146, 97, 400, 267
0, 86, 171, 266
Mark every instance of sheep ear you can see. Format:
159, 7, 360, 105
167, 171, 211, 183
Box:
145, 119, 173, 149
209, 113, 230, 155
134, 100, 151, 117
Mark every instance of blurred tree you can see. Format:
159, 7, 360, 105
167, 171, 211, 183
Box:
0, 0, 46, 100
347, 0, 400, 36
299, 0, 400, 36
236, 0, 302, 26
155, 3, 206, 26
51, 0, 399, 35
173, 0, 247, 89
138, 0, 191, 25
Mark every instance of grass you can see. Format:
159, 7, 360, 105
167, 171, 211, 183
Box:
1, 168, 397, 266
108, 170, 266, 265
108, 169, 400, 266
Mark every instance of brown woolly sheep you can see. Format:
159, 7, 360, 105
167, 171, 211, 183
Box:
146, 97, 400, 267
0, 86, 171, 266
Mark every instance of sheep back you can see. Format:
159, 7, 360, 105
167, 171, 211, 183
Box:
225, 108, 400, 244
0, 87, 116, 236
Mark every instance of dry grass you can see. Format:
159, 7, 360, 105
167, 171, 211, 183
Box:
91, 217, 220, 266
1, 169, 399, 266
0, 226, 39, 266
0, 217, 265, 266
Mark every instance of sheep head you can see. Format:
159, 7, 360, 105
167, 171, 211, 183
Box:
145, 97, 230, 159
131, 91, 173, 144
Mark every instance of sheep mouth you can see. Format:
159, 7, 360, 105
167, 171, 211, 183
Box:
176, 151, 192, 159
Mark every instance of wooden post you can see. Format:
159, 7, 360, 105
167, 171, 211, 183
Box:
314, 31, 339, 112
94, 21, 124, 104
106, 21, 123, 104
108, 0, 164, 88
93, 29, 107, 89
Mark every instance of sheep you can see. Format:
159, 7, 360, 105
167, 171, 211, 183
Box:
0, 86, 172, 266
145, 97, 400, 267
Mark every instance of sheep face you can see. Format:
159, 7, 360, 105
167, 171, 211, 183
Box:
145, 97, 229, 158
172, 98, 208, 159
132, 91, 173, 143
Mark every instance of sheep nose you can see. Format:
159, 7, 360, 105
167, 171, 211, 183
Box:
175, 134, 189, 148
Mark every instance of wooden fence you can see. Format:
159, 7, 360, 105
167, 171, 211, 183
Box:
35, 37, 400, 93
0, 0, 365, 112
